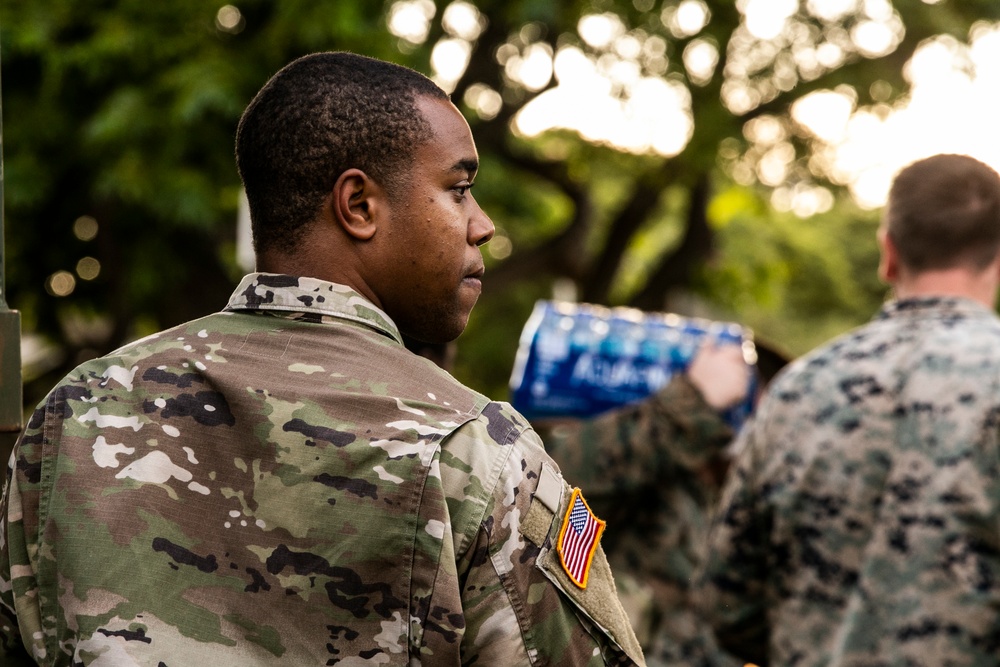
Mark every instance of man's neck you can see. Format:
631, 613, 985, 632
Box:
893, 267, 999, 308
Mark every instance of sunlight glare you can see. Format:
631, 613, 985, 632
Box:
579, 13, 625, 49
517, 48, 605, 137
604, 56, 642, 89
744, 115, 787, 146
615, 34, 643, 60
757, 143, 795, 187
792, 89, 855, 143
431, 39, 472, 91
904, 37, 963, 85
684, 39, 719, 85
495, 43, 519, 65
552, 46, 598, 85
721, 80, 760, 116
816, 41, 846, 68
500, 4, 998, 214
668, 0, 711, 38
971, 24, 1000, 90
464, 83, 503, 120
643, 35, 670, 75
773, 183, 834, 216
629, 78, 694, 156
388, 0, 436, 44
575, 97, 623, 144
442, 1, 483, 41
851, 18, 900, 57
740, 0, 797, 41
516, 46, 692, 157
806, 0, 857, 22
863, 0, 894, 21
829, 26, 1000, 209
832, 110, 889, 206
506, 43, 554, 92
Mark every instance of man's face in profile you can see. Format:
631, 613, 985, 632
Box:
375, 96, 495, 344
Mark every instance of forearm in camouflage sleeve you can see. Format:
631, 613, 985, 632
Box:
694, 423, 770, 665
540, 376, 733, 497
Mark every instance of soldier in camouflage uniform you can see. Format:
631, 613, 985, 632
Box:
540, 344, 750, 667
0, 52, 644, 666
696, 153, 1000, 666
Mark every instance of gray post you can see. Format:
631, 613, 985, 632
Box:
0, 44, 24, 462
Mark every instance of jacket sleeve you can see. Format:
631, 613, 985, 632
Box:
452, 404, 646, 666
0, 400, 48, 665
694, 413, 771, 665
539, 376, 734, 498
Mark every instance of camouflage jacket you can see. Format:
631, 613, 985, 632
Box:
539, 378, 742, 667
697, 296, 1000, 666
0, 273, 644, 666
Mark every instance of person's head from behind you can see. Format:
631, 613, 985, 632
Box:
235, 51, 494, 343
879, 154, 1000, 296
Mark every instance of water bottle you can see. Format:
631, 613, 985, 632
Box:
510, 300, 757, 430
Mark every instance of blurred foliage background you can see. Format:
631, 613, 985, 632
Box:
3, 0, 999, 412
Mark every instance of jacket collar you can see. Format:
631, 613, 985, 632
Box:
225, 273, 402, 344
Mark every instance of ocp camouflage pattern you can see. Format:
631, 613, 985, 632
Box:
0, 273, 644, 666
697, 296, 1000, 666
539, 377, 742, 666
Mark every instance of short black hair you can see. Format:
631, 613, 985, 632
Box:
886, 154, 1000, 272
235, 52, 449, 256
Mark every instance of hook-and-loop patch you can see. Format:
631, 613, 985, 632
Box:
556, 488, 605, 589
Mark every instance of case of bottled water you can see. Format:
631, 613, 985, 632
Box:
509, 300, 757, 429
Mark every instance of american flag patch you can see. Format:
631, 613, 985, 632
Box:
557, 488, 606, 589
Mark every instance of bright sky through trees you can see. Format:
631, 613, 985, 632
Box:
830, 25, 1000, 208
390, 0, 1000, 214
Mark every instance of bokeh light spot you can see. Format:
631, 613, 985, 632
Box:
487, 235, 513, 260
215, 5, 244, 34
46, 271, 76, 297
76, 257, 101, 281
73, 215, 99, 241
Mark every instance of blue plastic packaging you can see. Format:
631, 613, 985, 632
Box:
509, 300, 757, 429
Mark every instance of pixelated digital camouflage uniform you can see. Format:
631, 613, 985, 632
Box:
539, 377, 743, 667
697, 297, 1000, 666
0, 273, 645, 666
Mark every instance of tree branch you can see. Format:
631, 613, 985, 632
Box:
580, 159, 683, 304
629, 173, 713, 311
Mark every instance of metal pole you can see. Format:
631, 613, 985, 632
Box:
0, 36, 24, 446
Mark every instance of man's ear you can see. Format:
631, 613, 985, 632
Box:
877, 226, 898, 284
331, 168, 382, 241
